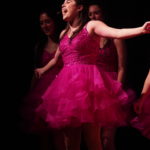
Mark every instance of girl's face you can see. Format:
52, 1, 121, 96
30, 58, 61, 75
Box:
40, 13, 55, 36
88, 5, 103, 21
61, 0, 82, 21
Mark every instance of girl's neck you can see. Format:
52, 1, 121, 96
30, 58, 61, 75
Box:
47, 36, 57, 43
67, 18, 82, 38
68, 17, 81, 31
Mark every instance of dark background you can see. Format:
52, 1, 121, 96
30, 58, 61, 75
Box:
5, 0, 150, 149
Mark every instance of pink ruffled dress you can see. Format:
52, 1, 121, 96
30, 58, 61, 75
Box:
131, 86, 150, 139
97, 39, 118, 76
36, 27, 133, 129
97, 39, 136, 114
21, 50, 62, 133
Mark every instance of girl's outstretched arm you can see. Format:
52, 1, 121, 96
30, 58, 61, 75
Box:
87, 20, 150, 39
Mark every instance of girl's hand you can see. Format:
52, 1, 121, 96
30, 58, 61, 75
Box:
134, 97, 145, 114
34, 68, 45, 78
143, 21, 150, 33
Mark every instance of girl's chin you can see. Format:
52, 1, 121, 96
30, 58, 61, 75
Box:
62, 15, 70, 21
63, 17, 69, 21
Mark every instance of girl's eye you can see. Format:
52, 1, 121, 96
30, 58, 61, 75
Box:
66, 0, 71, 3
95, 11, 101, 15
40, 19, 52, 25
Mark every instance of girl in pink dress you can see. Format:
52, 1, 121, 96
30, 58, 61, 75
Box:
35, 0, 150, 149
87, 3, 136, 150
87, 3, 127, 150
20, 9, 65, 150
131, 69, 150, 139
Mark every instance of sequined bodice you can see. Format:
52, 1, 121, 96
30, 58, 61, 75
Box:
97, 40, 118, 72
59, 27, 100, 66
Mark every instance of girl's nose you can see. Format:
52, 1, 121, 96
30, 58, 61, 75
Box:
62, 2, 65, 8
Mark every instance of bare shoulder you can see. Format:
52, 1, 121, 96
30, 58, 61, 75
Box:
87, 20, 105, 28
86, 20, 101, 35
87, 20, 100, 29
59, 29, 67, 39
86, 20, 107, 36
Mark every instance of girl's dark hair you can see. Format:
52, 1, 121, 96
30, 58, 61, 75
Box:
62, 0, 90, 40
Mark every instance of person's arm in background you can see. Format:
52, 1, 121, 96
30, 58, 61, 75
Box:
34, 48, 61, 78
134, 70, 150, 113
114, 39, 127, 83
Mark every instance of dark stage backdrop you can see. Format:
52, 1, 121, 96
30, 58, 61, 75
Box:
13, 0, 150, 95
6, 0, 150, 150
